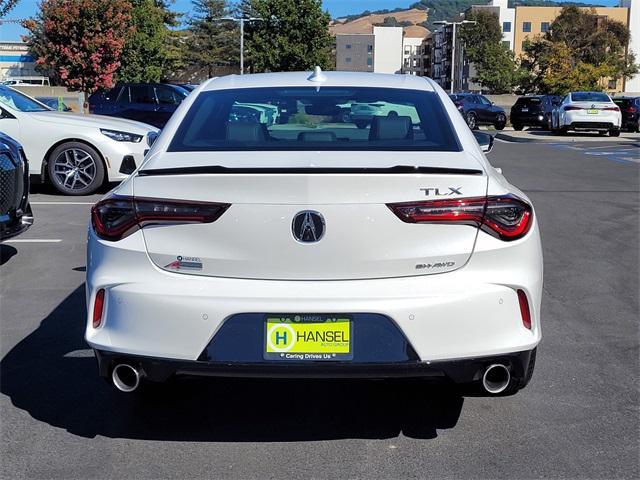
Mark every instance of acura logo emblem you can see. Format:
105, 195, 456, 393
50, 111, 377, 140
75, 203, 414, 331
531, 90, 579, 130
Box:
292, 211, 325, 243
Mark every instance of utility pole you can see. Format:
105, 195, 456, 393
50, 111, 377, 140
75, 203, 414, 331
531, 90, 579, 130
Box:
219, 16, 263, 75
433, 20, 476, 94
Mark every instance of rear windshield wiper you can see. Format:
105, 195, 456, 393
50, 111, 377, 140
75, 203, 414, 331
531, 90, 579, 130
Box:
138, 165, 484, 176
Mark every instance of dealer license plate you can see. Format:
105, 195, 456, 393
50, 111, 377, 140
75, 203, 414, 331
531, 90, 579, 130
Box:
587, 109, 599, 114
264, 314, 352, 361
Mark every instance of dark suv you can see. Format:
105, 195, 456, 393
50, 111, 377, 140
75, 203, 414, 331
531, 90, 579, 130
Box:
449, 93, 507, 130
0, 131, 32, 240
613, 97, 640, 132
510, 95, 561, 130
89, 83, 189, 128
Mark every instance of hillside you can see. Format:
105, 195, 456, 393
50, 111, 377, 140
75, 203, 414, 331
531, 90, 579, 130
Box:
330, 8, 429, 37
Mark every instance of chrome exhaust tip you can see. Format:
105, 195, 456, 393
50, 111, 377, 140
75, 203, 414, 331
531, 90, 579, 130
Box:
111, 364, 141, 393
482, 364, 511, 394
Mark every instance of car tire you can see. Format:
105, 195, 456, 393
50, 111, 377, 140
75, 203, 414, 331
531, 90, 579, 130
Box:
48, 142, 105, 195
635, 120, 640, 133
494, 114, 506, 131
556, 126, 568, 136
609, 128, 620, 137
355, 121, 368, 129
513, 123, 523, 131
465, 112, 477, 130
598, 130, 608, 136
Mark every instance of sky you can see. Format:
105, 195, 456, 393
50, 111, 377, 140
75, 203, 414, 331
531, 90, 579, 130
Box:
0, 0, 619, 42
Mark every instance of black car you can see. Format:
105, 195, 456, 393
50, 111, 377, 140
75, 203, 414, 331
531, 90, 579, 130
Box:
449, 93, 507, 130
613, 97, 640, 132
0, 131, 32, 240
88, 83, 189, 128
510, 95, 562, 130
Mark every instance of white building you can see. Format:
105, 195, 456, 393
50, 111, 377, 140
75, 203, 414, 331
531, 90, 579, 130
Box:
335, 27, 404, 74
0, 41, 37, 80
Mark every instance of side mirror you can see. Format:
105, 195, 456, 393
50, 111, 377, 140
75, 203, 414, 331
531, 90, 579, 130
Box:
147, 131, 159, 147
473, 131, 494, 153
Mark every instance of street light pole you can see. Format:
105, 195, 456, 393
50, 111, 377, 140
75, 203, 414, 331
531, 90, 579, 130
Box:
434, 20, 476, 94
219, 16, 263, 75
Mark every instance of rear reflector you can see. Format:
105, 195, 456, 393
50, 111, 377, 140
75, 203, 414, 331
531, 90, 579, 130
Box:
93, 289, 105, 328
517, 289, 532, 330
387, 194, 533, 241
91, 196, 230, 241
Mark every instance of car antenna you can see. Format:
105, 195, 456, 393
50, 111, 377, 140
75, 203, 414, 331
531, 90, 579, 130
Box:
307, 66, 327, 83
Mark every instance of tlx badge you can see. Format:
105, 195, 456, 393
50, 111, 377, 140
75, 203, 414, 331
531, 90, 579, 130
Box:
420, 187, 462, 196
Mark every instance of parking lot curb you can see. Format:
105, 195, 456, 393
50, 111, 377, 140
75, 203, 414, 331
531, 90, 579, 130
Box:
495, 133, 537, 143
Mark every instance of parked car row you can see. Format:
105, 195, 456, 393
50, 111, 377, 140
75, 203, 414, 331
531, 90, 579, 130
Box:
449, 91, 637, 136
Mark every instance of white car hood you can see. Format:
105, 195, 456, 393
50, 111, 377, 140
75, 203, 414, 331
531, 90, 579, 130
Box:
27, 111, 158, 134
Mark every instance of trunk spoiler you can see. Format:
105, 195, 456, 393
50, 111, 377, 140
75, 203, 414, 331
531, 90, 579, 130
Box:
138, 165, 484, 176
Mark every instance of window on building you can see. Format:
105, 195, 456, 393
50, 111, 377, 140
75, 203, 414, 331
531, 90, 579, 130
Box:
345, 57, 352, 63
345, 44, 352, 49
367, 44, 373, 53
540, 22, 549, 33
522, 22, 531, 33
367, 58, 373, 66
404, 46, 411, 54
503, 21, 511, 32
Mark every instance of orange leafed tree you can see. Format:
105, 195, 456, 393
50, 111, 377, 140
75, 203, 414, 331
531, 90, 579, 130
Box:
22, 0, 133, 96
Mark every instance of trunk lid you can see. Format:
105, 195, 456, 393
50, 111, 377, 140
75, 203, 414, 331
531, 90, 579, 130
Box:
134, 151, 487, 280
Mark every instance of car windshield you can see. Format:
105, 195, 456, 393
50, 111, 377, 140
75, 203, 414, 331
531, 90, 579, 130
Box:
0, 87, 50, 112
169, 87, 460, 152
571, 92, 610, 102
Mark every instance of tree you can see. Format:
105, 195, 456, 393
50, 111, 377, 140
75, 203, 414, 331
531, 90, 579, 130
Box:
0, 0, 18, 18
459, 10, 519, 93
242, 0, 333, 72
23, 0, 133, 96
186, 0, 239, 78
519, 6, 637, 94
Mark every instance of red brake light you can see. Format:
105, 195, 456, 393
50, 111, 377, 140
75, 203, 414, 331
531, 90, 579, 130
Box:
387, 194, 533, 241
602, 106, 620, 111
93, 288, 105, 328
91, 196, 230, 241
517, 289, 532, 330
626, 106, 637, 113
564, 106, 582, 111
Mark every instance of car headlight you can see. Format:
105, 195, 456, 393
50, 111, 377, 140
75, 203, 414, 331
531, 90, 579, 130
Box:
100, 129, 143, 143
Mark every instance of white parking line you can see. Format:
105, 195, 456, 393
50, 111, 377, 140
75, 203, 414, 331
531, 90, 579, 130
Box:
2, 239, 62, 243
30, 202, 94, 205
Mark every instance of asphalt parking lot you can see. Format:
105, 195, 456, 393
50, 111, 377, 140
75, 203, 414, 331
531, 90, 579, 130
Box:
1, 139, 639, 479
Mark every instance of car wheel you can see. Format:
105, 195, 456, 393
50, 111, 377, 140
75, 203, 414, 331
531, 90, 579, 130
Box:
48, 142, 105, 195
465, 112, 477, 130
598, 130, 608, 136
494, 114, 506, 131
609, 128, 620, 137
513, 123, 523, 131
355, 121, 368, 129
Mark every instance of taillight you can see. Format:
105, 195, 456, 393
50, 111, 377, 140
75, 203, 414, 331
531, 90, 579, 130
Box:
602, 106, 620, 111
387, 194, 533, 241
517, 289, 532, 330
626, 106, 637, 113
91, 196, 230, 241
93, 288, 105, 328
564, 106, 582, 111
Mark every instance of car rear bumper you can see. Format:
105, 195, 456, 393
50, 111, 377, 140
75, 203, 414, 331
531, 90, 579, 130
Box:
563, 111, 621, 129
94, 348, 536, 384
0, 203, 33, 240
510, 112, 546, 126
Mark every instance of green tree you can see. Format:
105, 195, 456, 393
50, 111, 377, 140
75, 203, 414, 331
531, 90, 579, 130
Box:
186, 0, 239, 78
119, 0, 172, 82
23, 0, 133, 96
459, 10, 519, 93
242, 0, 333, 72
520, 6, 637, 94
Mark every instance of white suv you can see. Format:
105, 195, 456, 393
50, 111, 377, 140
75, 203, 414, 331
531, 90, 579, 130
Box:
552, 91, 622, 136
86, 70, 543, 396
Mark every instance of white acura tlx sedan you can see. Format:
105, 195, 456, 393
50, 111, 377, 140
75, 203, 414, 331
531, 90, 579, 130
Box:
0, 86, 157, 195
87, 70, 543, 396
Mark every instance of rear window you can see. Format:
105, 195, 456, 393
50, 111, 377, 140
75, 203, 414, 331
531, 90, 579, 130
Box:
515, 97, 542, 106
571, 92, 610, 102
613, 99, 631, 108
168, 87, 461, 152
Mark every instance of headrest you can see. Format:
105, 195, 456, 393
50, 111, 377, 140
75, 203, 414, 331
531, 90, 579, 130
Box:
297, 131, 337, 142
368, 116, 413, 141
226, 122, 266, 142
